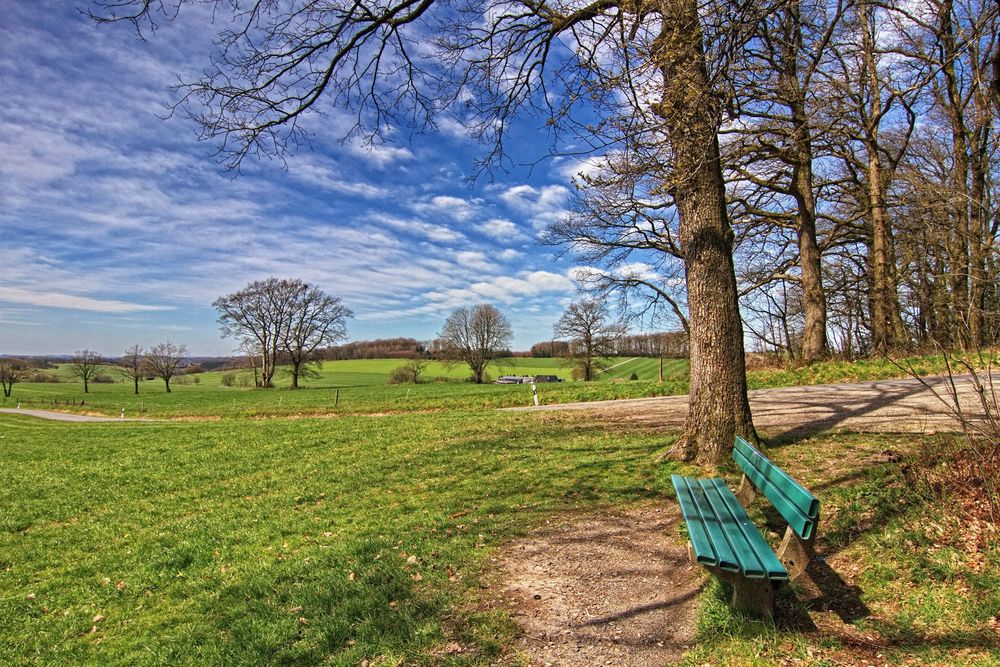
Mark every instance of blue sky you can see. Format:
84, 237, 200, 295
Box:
0, 1, 604, 356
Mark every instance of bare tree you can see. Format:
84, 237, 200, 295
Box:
554, 300, 623, 381
237, 338, 263, 388
822, 0, 922, 352
439, 304, 512, 384
215, 278, 352, 388
147, 342, 187, 393
69, 350, 103, 394
282, 284, 353, 388
724, 0, 847, 362
214, 278, 302, 388
119, 344, 145, 395
0, 358, 32, 398
388, 359, 429, 384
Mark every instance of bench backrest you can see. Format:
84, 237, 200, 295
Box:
732, 436, 819, 540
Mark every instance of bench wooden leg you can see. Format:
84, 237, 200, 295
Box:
777, 526, 814, 582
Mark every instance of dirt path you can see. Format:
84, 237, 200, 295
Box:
507, 374, 992, 437
0, 408, 137, 422
493, 505, 699, 666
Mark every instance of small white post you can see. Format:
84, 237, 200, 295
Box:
531, 383, 539, 406
16, 403, 21, 410
120, 409, 126, 418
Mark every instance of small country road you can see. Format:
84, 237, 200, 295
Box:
0, 408, 135, 423
506, 374, 995, 438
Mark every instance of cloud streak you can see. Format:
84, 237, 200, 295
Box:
0, 286, 173, 313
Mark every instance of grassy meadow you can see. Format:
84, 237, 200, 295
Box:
2, 353, 998, 665
1, 357, 692, 418
0, 350, 971, 419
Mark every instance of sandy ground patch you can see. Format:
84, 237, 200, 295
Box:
491, 505, 701, 666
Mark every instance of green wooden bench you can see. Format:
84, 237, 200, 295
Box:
670, 436, 819, 618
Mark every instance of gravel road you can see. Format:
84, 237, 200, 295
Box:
506, 374, 996, 437
0, 408, 134, 422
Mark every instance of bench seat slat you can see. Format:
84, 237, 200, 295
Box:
672, 474, 740, 572
672, 474, 789, 579
698, 478, 767, 578
672, 474, 719, 567
706, 478, 788, 580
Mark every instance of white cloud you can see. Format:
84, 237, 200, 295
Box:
342, 141, 414, 168
0, 286, 173, 313
499, 248, 522, 261
552, 155, 611, 183
413, 194, 481, 222
290, 158, 388, 198
436, 117, 474, 141
476, 217, 527, 241
429, 270, 574, 304
455, 250, 493, 272
498, 184, 571, 229
369, 213, 466, 244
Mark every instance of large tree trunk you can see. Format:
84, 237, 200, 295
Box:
859, 4, 907, 353
939, 0, 972, 348
654, 0, 758, 464
782, 0, 827, 362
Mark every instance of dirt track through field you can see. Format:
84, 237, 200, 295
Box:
492, 505, 700, 667
507, 374, 994, 437
0, 408, 137, 422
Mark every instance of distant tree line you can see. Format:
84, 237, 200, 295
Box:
532, 332, 689, 359
322, 338, 428, 361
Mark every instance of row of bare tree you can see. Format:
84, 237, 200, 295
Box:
723, 0, 999, 359
0, 344, 188, 397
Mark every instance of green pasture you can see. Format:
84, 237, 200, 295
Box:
2, 350, 999, 665
1, 357, 691, 419
1, 410, 673, 666
2, 351, 980, 420
2, 407, 996, 666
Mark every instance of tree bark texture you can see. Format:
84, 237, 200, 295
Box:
653, 0, 758, 463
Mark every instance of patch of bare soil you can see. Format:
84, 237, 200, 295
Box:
491, 504, 702, 666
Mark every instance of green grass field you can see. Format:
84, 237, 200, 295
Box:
1, 410, 673, 665
2, 357, 692, 419
2, 354, 997, 665
0, 351, 973, 420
